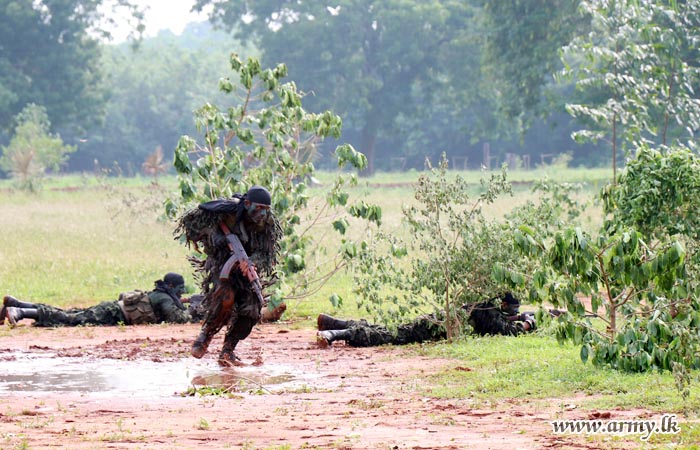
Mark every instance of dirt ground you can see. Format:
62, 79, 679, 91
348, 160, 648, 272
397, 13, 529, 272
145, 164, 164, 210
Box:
0, 321, 650, 449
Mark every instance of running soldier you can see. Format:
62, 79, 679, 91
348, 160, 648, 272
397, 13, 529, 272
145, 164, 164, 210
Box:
175, 185, 282, 366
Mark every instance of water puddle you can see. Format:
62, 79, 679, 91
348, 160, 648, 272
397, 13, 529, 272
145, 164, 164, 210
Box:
0, 350, 322, 397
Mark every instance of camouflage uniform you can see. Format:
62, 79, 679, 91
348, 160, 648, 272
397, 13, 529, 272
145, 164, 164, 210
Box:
34, 301, 126, 327
467, 298, 531, 336
13, 275, 196, 327
337, 315, 446, 347
319, 294, 533, 347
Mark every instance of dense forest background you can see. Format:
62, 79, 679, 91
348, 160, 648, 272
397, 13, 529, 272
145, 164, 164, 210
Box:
2, 0, 697, 177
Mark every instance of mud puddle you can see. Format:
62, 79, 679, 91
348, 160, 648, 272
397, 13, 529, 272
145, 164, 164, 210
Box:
0, 350, 324, 397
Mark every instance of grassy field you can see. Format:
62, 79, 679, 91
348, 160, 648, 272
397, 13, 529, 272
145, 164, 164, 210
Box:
3, 167, 700, 439
0, 166, 608, 310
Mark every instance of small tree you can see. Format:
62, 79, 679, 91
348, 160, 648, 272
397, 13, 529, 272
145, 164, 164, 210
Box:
503, 146, 700, 398
352, 155, 519, 338
559, 0, 700, 183
0, 104, 75, 192
166, 54, 380, 305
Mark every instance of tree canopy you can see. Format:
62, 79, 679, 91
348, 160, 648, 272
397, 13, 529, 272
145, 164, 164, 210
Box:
195, 0, 487, 174
0, 0, 145, 134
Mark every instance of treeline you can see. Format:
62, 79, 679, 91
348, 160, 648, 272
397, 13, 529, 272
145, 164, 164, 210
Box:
1, 1, 699, 177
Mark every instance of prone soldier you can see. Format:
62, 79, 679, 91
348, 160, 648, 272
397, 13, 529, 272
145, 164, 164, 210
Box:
2, 273, 199, 327
316, 292, 540, 347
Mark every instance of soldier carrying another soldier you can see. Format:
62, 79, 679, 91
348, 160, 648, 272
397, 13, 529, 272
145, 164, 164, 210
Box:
1, 272, 201, 327
316, 292, 552, 347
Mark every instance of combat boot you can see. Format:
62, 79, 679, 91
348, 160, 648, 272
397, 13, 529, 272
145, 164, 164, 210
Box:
5, 307, 38, 327
317, 329, 352, 346
3, 295, 37, 309
316, 313, 350, 331
191, 329, 213, 359
218, 340, 242, 367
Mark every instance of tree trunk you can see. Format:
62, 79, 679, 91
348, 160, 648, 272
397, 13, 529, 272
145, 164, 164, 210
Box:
612, 112, 617, 185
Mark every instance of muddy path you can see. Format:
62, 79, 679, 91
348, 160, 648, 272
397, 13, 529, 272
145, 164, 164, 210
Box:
0, 322, 640, 449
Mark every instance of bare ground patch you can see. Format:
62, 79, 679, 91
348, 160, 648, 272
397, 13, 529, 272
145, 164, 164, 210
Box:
0, 323, 657, 449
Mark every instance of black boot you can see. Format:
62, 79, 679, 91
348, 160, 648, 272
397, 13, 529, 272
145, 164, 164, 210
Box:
3, 295, 36, 309
191, 329, 214, 359
5, 307, 38, 327
218, 340, 241, 367
317, 313, 350, 331
317, 329, 352, 346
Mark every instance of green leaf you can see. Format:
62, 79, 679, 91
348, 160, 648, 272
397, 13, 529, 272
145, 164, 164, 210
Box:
580, 344, 590, 364
329, 293, 343, 308
332, 218, 349, 235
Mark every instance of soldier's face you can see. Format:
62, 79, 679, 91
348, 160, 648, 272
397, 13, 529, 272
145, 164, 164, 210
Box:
174, 284, 186, 297
502, 302, 519, 315
246, 201, 271, 226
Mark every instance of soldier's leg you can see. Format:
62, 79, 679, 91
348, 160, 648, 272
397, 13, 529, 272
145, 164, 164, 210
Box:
318, 320, 396, 347
393, 315, 446, 345
192, 284, 236, 358
218, 291, 261, 365
218, 316, 256, 366
33, 302, 124, 327
4, 307, 38, 327
3, 295, 37, 308
317, 313, 352, 331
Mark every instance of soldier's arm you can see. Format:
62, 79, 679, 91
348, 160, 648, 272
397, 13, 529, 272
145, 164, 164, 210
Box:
149, 292, 194, 324
493, 311, 535, 336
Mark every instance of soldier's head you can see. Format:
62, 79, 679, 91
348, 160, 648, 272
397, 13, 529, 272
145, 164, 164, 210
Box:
163, 272, 186, 296
244, 185, 272, 226
501, 292, 520, 315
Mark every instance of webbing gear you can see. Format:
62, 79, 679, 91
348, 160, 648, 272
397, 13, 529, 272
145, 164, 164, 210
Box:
119, 290, 156, 324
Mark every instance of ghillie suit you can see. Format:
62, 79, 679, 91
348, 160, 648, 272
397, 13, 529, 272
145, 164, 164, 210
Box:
174, 190, 282, 364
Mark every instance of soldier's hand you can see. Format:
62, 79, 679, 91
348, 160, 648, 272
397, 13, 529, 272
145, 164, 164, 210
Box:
523, 316, 537, 331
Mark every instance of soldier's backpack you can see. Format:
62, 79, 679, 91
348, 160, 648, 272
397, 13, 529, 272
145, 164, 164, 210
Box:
118, 290, 157, 325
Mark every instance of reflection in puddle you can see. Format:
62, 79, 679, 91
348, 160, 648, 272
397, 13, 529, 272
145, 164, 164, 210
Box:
0, 350, 318, 397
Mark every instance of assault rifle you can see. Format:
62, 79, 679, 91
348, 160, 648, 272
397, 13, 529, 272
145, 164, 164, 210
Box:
506, 309, 597, 321
218, 222, 266, 306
